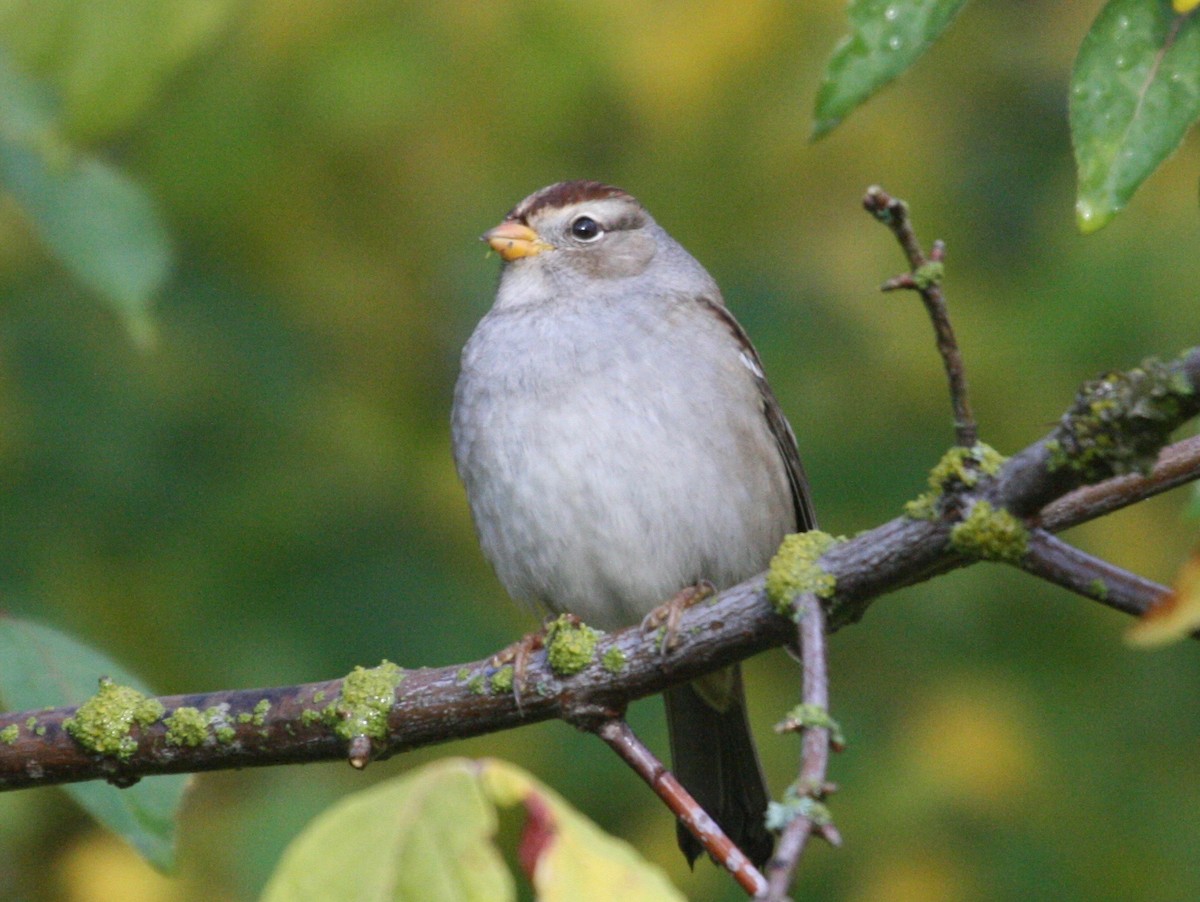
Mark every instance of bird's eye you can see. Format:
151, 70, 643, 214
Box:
570, 215, 602, 241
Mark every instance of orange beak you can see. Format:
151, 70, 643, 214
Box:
482, 221, 553, 261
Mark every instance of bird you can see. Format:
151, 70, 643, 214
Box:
451, 180, 816, 868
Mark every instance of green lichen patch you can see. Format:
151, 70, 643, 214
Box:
328, 660, 405, 743
490, 665, 514, 694
234, 700, 270, 725
251, 699, 270, 726
765, 786, 833, 831
215, 725, 236, 743
165, 705, 229, 747
766, 531, 842, 616
164, 707, 209, 747
465, 673, 487, 696
913, 260, 944, 290
24, 716, 36, 731
776, 704, 846, 747
0, 724, 18, 745
601, 646, 627, 674
905, 443, 1006, 520
545, 616, 600, 677
312, 690, 326, 704
1089, 578, 1109, 602
1048, 357, 1196, 481
950, 501, 1029, 563
63, 677, 165, 760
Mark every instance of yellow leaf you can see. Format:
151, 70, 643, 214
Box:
261, 758, 684, 902
479, 759, 685, 902
1174, 0, 1200, 14
1126, 547, 1200, 647
260, 758, 513, 902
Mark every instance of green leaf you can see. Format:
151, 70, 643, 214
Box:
261, 758, 685, 902
0, 615, 190, 871
813, 0, 971, 139
0, 0, 240, 141
0, 51, 170, 345
1070, 1, 1200, 232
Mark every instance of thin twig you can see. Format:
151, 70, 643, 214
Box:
1039, 434, 1200, 531
764, 592, 841, 901
1021, 530, 1168, 618
594, 718, 768, 898
863, 186, 977, 447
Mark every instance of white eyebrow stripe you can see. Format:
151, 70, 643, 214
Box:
739, 349, 764, 379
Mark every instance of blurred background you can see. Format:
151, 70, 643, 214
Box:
2, 2, 1200, 900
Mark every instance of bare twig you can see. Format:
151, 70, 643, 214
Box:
864, 186, 977, 447
594, 718, 768, 898
1021, 530, 1168, 618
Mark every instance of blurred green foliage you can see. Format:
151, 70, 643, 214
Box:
1, 2, 1199, 901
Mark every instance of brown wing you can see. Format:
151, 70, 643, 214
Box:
700, 297, 817, 533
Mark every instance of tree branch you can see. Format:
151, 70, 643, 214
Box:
4, 373, 1198, 793
1021, 530, 1168, 617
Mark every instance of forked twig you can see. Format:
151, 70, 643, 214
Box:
863, 185, 977, 447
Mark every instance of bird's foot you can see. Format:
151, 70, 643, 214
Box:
641, 581, 715, 653
492, 614, 584, 705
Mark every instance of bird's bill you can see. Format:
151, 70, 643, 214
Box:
482, 221, 553, 261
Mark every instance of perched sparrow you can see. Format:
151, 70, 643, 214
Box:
452, 180, 816, 867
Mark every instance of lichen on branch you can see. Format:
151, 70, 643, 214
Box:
1046, 356, 1197, 483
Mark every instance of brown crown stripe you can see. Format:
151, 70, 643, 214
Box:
508, 180, 630, 223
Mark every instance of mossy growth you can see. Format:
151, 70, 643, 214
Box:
1047, 356, 1196, 481
164, 707, 211, 747
913, 260, 944, 290
0, 724, 18, 745
949, 500, 1029, 563
905, 442, 1006, 520
63, 678, 165, 760
545, 615, 600, 677
766, 531, 842, 617
1089, 578, 1109, 602
601, 646, 627, 674
765, 785, 833, 831
326, 660, 405, 743
776, 703, 846, 747
490, 665, 514, 694
235, 701, 270, 725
